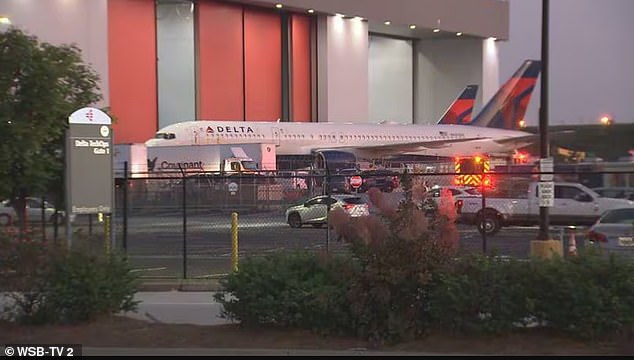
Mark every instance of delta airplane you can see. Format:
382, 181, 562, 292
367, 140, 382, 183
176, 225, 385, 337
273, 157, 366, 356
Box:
146, 60, 541, 159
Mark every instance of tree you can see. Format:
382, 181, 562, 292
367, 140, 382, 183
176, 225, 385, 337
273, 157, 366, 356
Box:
0, 28, 102, 231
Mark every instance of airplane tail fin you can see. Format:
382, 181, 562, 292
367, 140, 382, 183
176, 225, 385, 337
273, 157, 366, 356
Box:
436, 85, 479, 125
470, 60, 542, 129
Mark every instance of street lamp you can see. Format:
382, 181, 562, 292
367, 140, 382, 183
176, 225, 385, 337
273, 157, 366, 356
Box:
0, 16, 11, 33
599, 114, 613, 126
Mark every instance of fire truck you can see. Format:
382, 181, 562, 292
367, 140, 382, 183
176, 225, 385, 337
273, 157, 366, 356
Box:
453, 154, 492, 187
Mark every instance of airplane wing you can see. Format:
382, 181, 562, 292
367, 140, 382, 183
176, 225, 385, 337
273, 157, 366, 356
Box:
333, 136, 491, 156
492, 130, 575, 147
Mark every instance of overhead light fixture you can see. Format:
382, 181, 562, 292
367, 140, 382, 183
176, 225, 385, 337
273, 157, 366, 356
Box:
335, 13, 345, 18
409, 24, 416, 29
489, 36, 497, 41
384, 20, 391, 25
432, 18, 441, 33
456, 32, 463, 36
307, 9, 315, 14
353, 16, 364, 21
0, 16, 11, 25
275, 3, 283, 9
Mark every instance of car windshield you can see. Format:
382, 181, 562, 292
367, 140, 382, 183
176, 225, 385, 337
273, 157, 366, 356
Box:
241, 161, 259, 171
342, 197, 365, 205
464, 188, 481, 195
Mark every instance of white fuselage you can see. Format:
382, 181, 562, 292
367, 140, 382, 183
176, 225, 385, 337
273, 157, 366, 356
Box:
145, 121, 533, 158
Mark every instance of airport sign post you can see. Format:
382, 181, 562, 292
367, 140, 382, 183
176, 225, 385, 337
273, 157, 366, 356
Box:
65, 107, 113, 248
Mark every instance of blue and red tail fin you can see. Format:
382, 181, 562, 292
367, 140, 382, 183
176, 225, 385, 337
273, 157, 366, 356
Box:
437, 85, 478, 125
471, 60, 541, 129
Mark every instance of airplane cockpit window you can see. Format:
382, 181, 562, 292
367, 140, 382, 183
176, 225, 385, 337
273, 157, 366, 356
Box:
155, 132, 176, 140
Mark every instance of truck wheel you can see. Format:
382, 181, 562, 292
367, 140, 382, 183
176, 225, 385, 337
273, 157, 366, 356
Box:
0, 214, 12, 226
288, 213, 302, 228
477, 211, 501, 236
49, 213, 64, 225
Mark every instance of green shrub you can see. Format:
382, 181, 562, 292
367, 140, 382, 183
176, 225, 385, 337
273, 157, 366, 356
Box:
428, 254, 534, 335
1, 233, 139, 324
524, 249, 634, 339
214, 251, 355, 336
34, 251, 140, 324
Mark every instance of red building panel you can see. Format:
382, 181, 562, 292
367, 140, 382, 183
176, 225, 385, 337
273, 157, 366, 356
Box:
290, 14, 311, 122
107, 0, 157, 143
244, 8, 281, 121
197, 1, 244, 121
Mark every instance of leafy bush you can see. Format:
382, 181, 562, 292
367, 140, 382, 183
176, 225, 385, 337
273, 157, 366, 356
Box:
428, 254, 534, 334
1, 232, 139, 324
523, 249, 634, 339
214, 251, 355, 335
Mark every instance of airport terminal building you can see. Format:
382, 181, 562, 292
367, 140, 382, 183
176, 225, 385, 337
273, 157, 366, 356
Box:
0, 0, 509, 145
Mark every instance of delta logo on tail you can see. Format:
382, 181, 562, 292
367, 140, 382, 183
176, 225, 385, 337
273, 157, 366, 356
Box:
471, 60, 541, 130
437, 85, 478, 125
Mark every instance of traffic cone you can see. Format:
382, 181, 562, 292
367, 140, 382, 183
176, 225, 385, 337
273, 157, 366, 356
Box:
568, 228, 577, 256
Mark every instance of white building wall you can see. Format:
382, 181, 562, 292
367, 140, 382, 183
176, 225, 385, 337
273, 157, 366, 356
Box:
415, 38, 485, 124
0, 0, 109, 107
317, 15, 369, 123
368, 35, 413, 124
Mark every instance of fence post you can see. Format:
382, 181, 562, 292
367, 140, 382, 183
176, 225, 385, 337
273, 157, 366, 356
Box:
41, 196, 46, 242
325, 172, 331, 253
122, 161, 128, 252
231, 212, 239, 272
481, 178, 487, 254
181, 170, 188, 280
104, 213, 111, 255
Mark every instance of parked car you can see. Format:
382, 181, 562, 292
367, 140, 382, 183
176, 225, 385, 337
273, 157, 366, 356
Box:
285, 194, 369, 228
592, 187, 634, 201
358, 169, 400, 193
587, 207, 634, 257
0, 197, 69, 226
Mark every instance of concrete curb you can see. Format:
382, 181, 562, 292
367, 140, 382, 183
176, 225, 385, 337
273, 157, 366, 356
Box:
138, 280, 224, 292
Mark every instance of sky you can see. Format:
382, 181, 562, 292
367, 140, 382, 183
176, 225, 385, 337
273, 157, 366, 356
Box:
497, 0, 634, 126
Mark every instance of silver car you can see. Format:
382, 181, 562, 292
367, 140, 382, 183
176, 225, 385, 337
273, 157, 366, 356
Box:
0, 197, 69, 226
587, 208, 634, 257
285, 194, 369, 228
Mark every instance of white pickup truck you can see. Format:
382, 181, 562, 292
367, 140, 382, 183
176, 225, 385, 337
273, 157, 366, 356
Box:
458, 181, 634, 235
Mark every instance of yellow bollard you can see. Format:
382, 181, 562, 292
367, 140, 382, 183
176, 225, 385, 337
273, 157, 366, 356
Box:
104, 214, 111, 255
530, 239, 562, 259
231, 212, 239, 272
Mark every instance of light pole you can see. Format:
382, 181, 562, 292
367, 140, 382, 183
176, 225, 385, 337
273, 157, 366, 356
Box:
536, 0, 551, 241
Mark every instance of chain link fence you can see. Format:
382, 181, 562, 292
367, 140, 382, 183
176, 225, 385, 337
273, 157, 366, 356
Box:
6, 167, 632, 279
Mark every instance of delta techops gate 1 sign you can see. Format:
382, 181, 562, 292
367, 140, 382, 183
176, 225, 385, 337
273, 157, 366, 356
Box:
66, 107, 113, 215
